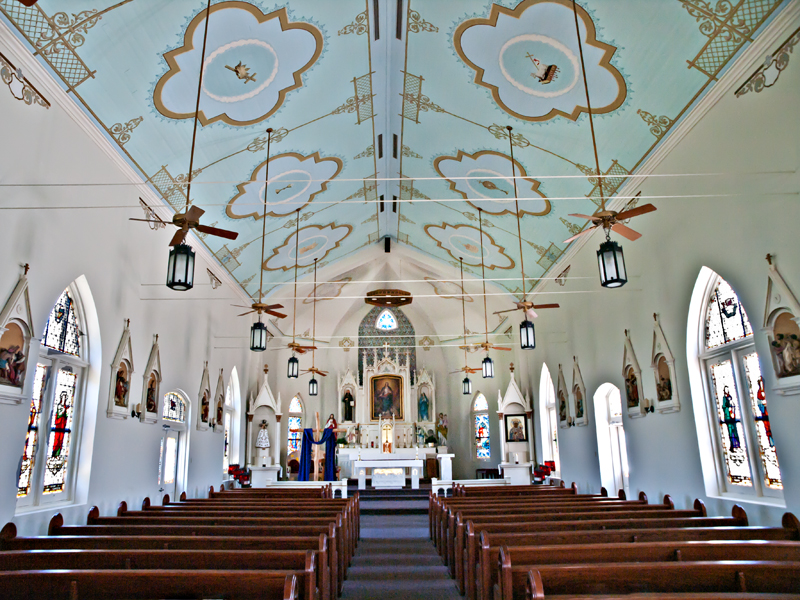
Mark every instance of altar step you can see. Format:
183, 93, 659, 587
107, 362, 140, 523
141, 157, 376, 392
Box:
355, 484, 429, 515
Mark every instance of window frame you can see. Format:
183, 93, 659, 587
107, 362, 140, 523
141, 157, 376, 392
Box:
689, 269, 785, 507
538, 364, 560, 473
472, 392, 490, 461
287, 395, 304, 455
17, 286, 89, 512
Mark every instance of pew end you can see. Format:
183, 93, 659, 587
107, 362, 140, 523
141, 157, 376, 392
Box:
618, 488, 626, 500
87, 506, 100, 524
638, 491, 648, 504
732, 504, 749, 526
47, 513, 64, 536
600, 487, 608, 497
162, 493, 170, 506
664, 494, 674, 509
0, 522, 17, 544
782, 512, 800, 539
180, 491, 187, 501
284, 572, 298, 600
141, 497, 150, 510
525, 569, 544, 600
693, 498, 707, 516
570, 482, 577, 493
116, 501, 127, 516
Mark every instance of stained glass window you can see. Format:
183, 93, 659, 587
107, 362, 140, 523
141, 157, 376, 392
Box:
473, 393, 488, 411
473, 393, 490, 460
288, 416, 303, 453
17, 363, 48, 498
376, 309, 398, 330
709, 359, 752, 487
163, 392, 186, 423
705, 278, 752, 350
223, 412, 231, 472
742, 352, 782, 489
42, 289, 81, 357
289, 396, 303, 413
42, 368, 77, 494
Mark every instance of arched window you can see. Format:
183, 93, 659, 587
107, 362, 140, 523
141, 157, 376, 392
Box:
159, 391, 188, 501
688, 269, 783, 504
538, 364, 560, 473
376, 309, 397, 330
593, 383, 630, 497
473, 392, 490, 460
287, 396, 304, 454
223, 383, 233, 473
358, 306, 416, 385
17, 286, 88, 509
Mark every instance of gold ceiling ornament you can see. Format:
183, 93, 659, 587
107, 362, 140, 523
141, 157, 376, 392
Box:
365, 289, 412, 308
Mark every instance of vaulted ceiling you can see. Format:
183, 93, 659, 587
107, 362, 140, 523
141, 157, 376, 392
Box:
0, 0, 787, 301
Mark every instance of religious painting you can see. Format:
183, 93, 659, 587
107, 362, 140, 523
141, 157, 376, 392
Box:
770, 312, 800, 378
624, 366, 640, 409
573, 385, 584, 419
370, 374, 403, 420
558, 391, 568, 423
145, 373, 158, 414
201, 391, 210, 423
0, 323, 26, 388
114, 363, 130, 407
655, 356, 673, 401
504, 414, 528, 443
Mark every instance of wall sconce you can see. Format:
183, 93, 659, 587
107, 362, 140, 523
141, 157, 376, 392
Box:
643, 398, 655, 413
130, 403, 142, 419
567, 416, 575, 427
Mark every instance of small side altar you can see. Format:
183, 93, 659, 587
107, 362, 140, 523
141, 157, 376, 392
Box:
353, 458, 424, 490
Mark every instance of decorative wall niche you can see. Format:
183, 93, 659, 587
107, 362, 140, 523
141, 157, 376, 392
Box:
197, 361, 211, 431
0, 266, 36, 405
140, 334, 161, 424
556, 363, 571, 428
107, 319, 134, 419
213, 368, 225, 432
651, 313, 680, 413
416, 367, 435, 424
338, 368, 357, 423
571, 356, 588, 427
497, 364, 532, 464
249, 365, 281, 467
622, 330, 645, 419
762, 254, 800, 395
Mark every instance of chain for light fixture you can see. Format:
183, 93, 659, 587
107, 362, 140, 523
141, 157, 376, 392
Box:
249, 128, 273, 352
287, 208, 301, 378
478, 208, 494, 378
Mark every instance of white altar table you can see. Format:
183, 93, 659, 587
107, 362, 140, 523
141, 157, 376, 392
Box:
353, 458, 424, 490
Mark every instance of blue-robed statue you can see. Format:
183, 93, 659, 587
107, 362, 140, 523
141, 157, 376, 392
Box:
418, 392, 430, 421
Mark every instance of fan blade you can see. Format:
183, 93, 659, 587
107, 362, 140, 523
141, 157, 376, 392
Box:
318, 371, 328, 377
185, 205, 205, 222
298, 345, 318, 351
615, 203, 657, 221
563, 227, 596, 244
196, 224, 239, 240
449, 370, 463, 375
493, 346, 513, 351
170, 228, 188, 246
532, 303, 560, 309
264, 303, 285, 310
568, 213, 602, 222
237, 311, 256, 317
264, 310, 287, 319
231, 304, 253, 309
611, 222, 642, 241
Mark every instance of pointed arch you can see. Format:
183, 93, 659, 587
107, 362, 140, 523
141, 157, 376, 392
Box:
287, 394, 304, 454
593, 383, 629, 498
538, 363, 559, 473
226, 366, 242, 468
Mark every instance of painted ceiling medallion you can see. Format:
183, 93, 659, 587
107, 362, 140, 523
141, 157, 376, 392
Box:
424, 223, 514, 270
228, 152, 343, 219
264, 223, 352, 271
425, 277, 474, 302
303, 277, 352, 304
154, 3, 323, 126
434, 150, 550, 216
454, 0, 625, 121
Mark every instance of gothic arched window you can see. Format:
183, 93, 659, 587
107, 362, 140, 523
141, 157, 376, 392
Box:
538, 364, 560, 473
17, 286, 87, 508
357, 306, 416, 385
287, 396, 304, 453
376, 309, 397, 330
473, 393, 490, 460
593, 383, 630, 497
688, 269, 783, 505
159, 391, 188, 500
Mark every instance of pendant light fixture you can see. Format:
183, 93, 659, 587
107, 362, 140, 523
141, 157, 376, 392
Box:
287, 210, 301, 378
506, 126, 535, 350
250, 128, 274, 351
166, 0, 211, 291
478, 208, 494, 379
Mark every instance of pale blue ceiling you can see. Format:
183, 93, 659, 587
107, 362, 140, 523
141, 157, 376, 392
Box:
0, 0, 788, 299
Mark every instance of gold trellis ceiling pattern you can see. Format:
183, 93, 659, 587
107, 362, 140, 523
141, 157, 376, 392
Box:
0, 0, 787, 301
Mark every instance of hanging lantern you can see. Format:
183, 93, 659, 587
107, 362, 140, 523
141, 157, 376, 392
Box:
166, 243, 195, 291
250, 319, 268, 352
520, 319, 535, 350
597, 237, 627, 288
309, 376, 318, 396
482, 355, 494, 379
287, 355, 299, 379
462, 376, 472, 395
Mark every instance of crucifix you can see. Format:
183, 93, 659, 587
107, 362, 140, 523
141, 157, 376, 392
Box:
291, 411, 347, 481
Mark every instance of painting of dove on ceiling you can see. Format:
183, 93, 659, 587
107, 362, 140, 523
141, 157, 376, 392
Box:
425, 223, 514, 270
454, 0, 625, 122
154, 3, 323, 126
265, 223, 352, 271
228, 152, 343, 219
434, 150, 550, 217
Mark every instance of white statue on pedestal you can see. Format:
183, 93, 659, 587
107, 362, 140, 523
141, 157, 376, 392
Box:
256, 419, 270, 466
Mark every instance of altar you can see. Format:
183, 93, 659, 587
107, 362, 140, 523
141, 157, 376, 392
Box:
354, 458, 424, 490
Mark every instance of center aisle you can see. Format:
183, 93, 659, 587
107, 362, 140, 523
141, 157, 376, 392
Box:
340, 488, 461, 600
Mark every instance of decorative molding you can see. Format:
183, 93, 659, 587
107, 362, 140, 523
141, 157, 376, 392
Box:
637, 109, 673, 139
109, 116, 142, 145
737, 26, 800, 96
571, 356, 588, 427
0, 50, 48, 107
419, 336, 434, 351
407, 9, 438, 34
623, 330, 646, 419
339, 337, 354, 352
207, 269, 222, 290
107, 319, 134, 420
0, 264, 36, 405
339, 9, 368, 36
652, 313, 681, 414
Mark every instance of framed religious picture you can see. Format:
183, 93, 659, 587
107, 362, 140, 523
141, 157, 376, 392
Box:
370, 374, 403, 420
504, 414, 528, 443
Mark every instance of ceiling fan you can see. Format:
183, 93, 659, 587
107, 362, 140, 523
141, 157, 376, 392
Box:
562, 203, 657, 244
230, 128, 286, 332
131, 202, 239, 247
450, 258, 481, 380
301, 258, 328, 385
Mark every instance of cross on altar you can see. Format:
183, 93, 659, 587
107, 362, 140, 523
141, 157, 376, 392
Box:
382, 342, 390, 358
291, 411, 347, 481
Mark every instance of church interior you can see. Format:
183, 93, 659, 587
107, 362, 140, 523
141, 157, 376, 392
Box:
1, 0, 799, 597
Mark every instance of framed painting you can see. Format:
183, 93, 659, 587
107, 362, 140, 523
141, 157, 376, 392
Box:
504, 414, 528, 443
370, 374, 403, 420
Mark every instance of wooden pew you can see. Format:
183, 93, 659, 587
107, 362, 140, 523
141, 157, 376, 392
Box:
0, 549, 318, 600
503, 561, 800, 600
0, 569, 298, 600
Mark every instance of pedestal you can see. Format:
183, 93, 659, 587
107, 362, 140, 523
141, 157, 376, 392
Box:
499, 462, 532, 486
436, 453, 454, 481
251, 465, 282, 487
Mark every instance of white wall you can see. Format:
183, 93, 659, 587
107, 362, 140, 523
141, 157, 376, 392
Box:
0, 43, 254, 534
